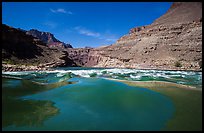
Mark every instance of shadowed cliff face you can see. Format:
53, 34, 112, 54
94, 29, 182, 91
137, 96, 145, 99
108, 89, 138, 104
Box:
2, 24, 77, 70
86, 2, 202, 71
66, 48, 93, 67
2, 24, 44, 59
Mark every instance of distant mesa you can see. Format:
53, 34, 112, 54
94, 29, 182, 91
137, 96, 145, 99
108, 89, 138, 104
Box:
26, 29, 73, 49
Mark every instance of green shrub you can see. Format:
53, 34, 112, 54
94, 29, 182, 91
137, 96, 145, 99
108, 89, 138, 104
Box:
174, 61, 182, 67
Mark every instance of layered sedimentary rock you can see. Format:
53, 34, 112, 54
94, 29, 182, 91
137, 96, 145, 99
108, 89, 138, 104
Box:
86, 2, 202, 71
26, 29, 72, 49
2, 24, 76, 71
66, 48, 92, 66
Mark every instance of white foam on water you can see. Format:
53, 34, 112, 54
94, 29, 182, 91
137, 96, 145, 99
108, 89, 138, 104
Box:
56, 72, 67, 77
130, 74, 141, 79
2, 68, 202, 87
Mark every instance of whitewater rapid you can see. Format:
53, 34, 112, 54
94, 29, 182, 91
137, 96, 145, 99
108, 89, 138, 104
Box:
2, 68, 202, 88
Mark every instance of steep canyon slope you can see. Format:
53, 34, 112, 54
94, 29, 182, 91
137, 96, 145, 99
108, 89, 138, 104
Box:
85, 2, 202, 71
2, 24, 76, 71
26, 29, 72, 49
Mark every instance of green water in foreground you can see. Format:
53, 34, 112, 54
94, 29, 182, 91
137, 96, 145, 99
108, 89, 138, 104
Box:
2, 68, 202, 131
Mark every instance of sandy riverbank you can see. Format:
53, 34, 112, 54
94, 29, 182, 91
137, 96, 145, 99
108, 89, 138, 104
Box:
106, 78, 202, 131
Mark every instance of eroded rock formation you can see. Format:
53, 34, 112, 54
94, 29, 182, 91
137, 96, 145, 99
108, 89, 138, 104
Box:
2, 24, 76, 71
26, 29, 72, 49
66, 48, 92, 66
85, 2, 202, 71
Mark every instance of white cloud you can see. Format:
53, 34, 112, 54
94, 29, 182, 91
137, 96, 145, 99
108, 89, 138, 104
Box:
74, 26, 100, 37
74, 26, 119, 43
50, 8, 72, 14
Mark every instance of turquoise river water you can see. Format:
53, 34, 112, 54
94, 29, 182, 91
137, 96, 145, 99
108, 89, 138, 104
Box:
2, 67, 202, 131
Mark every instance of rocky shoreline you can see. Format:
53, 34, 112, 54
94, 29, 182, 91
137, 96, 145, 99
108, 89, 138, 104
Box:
2, 63, 202, 72
2, 64, 52, 72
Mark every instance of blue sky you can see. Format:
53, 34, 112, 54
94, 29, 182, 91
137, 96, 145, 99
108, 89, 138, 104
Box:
2, 2, 172, 48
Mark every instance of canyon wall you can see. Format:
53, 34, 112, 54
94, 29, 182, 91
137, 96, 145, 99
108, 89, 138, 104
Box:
85, 2, 202, 71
